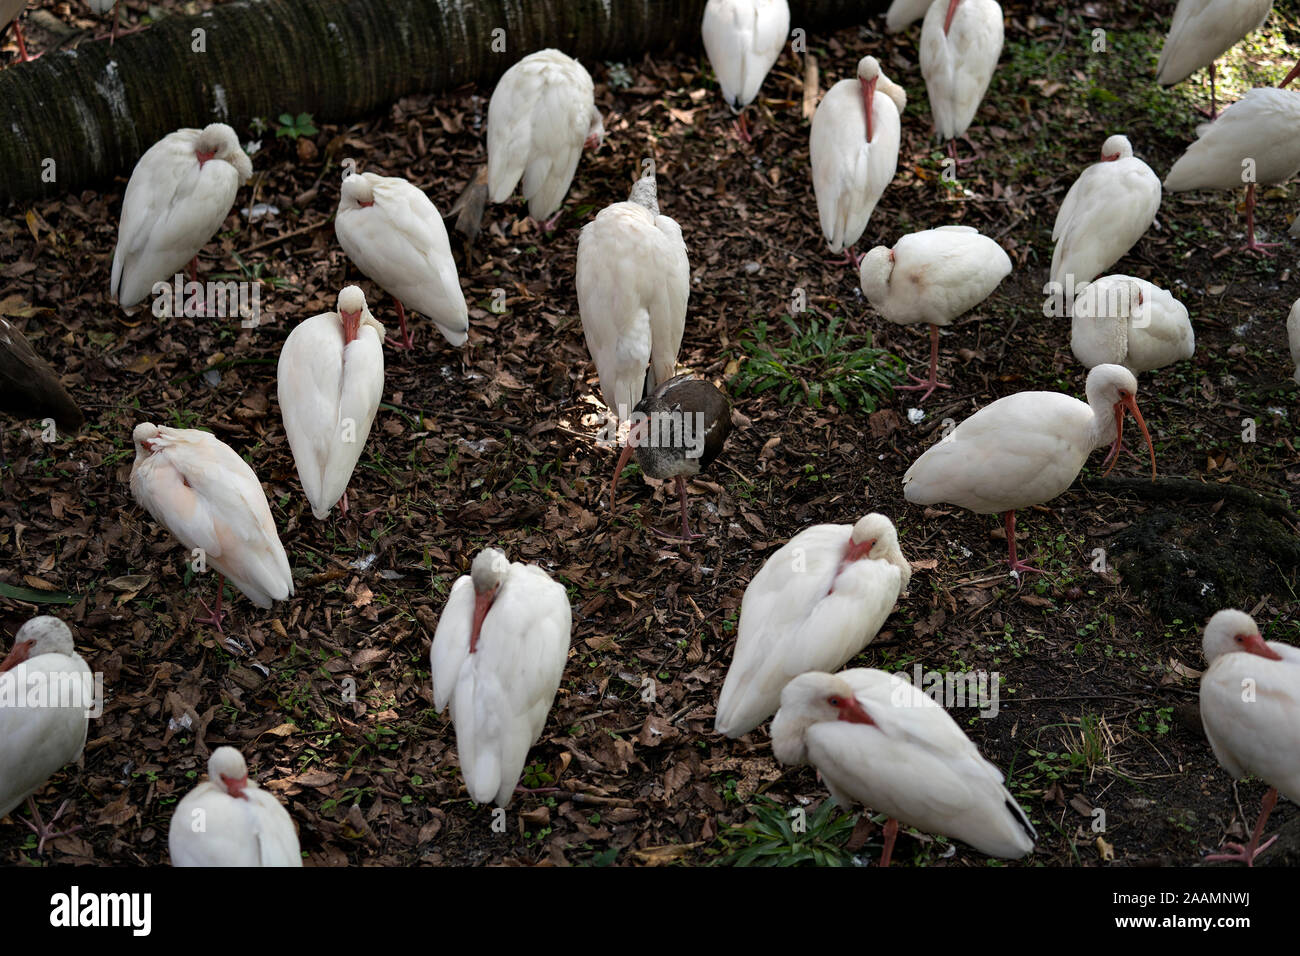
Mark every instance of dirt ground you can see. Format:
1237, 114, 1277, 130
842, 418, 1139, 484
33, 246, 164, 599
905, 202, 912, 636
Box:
1, 0, 1298, 867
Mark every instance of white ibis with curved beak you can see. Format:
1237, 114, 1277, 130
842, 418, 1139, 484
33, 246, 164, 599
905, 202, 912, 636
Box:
1288, 298, 1300, 383
714, 513, 910, 738
700, 0, 790, 142
130, 423, 294, 631
771, 669, 1037, 865
486, 49, 605, 229
576, 171, 689, 425
609, 374, 731, 541
168, 747, 302, 866
903, 364, 1156, 576
429, 548, 572, 808
0, 617, 92, 853
1070, 275, 1194, 373
335, 168, 469, 350
859, 225, 1011, 401
1050, 135, 1160, 304
1198, 609, 1300, 866
919, 0, 1004, 164
810, 56, 907, 264
277, 285, 384, 519
1156, 0, 1274, 118
1165, 62, 1300, 255
111, 124, 253, 308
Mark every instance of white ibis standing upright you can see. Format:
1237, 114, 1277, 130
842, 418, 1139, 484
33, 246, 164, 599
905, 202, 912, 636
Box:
1156, 0, 1274, 117
335, 167, 469, 350
1070, 275, 1194, 373
576, 171, 689, 426
486, 49, 605, 229
277, 286, 384, 519
810, 56, 907, 264
858, 225, 1011, 401
1198, 609, 1300, 866
919, 0, 1004, 164
700, 0, 790, 142
1050, 135, 1160, 306
609, 374, 732, 541
1288, 298, 1300, 383
714, 513, 910, 738
771, 669, 1038, 865
0, 617, 92, 852
902, 364, 1156, 576
1, 316, 83, 450
429, 548, 572, 808
168, 747, 302, 866
1164, 63, 1300, 255
111, 124, 253, 308
129, 423, 294, 630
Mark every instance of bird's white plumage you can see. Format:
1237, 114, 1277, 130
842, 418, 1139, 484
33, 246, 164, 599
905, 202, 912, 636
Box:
110, 124, 252, 307
810, 57, 906, 254
1070, 275, 1194, 372
278, 287, 385, 519
1051, 135, 1160, 290
1288, 298, 1300, 384
575, 178, 689, 422
903, 364, 1137, 514
1199, 610, 1300, 803
919, 0, 1004, 141
701, 0, 790, 111
771, 669, 1037, 859
486, 49, 603, 221
1156, 0, 1273, 87
1165, 87, 1300, 192
129, 423, 293, 608
168, 747, 302, 866
859, 225, 1011, 327
885, 0, 933, 32
714, 514, 911, 738
335, 171, 469, 347
0, 618, 91, 820
430, 550, 572, 807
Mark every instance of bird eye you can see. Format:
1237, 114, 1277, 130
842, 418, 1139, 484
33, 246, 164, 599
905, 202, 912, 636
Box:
828, 697, 841, 706
1234, 635, 1244, 643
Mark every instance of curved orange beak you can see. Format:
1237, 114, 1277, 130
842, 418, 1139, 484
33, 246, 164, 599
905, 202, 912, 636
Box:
860, 76, 878, 143
944, 0, 960, 34
0, 639, 34, 673
341, 308, 361, 344
1103, 393, 1156, 480
1242, 632, 1283, 661
836, 696, 875, 725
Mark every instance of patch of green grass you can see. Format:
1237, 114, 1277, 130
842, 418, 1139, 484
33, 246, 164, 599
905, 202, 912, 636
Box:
713, 796, 859, 867
275, 112, 319, 140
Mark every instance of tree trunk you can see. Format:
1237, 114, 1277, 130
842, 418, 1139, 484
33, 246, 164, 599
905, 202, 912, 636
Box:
0, 0, 885, 203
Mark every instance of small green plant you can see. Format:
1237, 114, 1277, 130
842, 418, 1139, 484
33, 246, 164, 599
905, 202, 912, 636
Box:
521, 761, 554, 788
714, 796, 858, 866
733, 316, 903, 412
275, 112, 319, 140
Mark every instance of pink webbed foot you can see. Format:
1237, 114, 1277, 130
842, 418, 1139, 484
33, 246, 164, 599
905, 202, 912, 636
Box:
1205, 836, 1278, 867
896, 373, 952, 404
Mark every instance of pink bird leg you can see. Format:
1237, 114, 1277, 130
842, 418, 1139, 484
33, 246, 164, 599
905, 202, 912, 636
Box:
1206, 787, 1280, 867
896, 324, 953, 403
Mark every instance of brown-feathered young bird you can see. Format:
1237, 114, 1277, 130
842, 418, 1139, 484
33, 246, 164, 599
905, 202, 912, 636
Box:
609, 374, 731, 540
0, 317, 83, 453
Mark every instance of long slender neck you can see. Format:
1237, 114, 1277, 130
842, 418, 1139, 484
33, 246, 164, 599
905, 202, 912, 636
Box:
1087, 393, 1119, 452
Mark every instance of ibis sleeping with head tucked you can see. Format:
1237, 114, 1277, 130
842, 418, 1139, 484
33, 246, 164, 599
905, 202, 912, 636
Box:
919, 0, 1004, 164
771, 669, 1037, 865
902, 364, 1156, 576
1070, 275, 1194, 373
714, 513, 910, 738
1198, 609, 1299, 866
700, 0, 790, 142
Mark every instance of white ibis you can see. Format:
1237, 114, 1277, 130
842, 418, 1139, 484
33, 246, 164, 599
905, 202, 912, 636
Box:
714, 514, 910, 738
1198, 609, 1300, 866
0, 617, 91, 852
700, 0, 790, 142
429, 548, 572, 808
486, 49, 605, 229
168, 747, 302, 866
919, 0, 1004, 163
277, 285, 384, 520
884, 0, 934, 33
1070, 275, 1194, 373
1, 316, 83, 447
609, 374, 731, 541
335, 167, 469, 350
810, 56, 907, 264
0, 0, 33, 63
1165, 63, 1300, 255
129, 422, 294, 631
1288, 298, 1300, 383
1156, 0, 1274, 117
902, 364, 1156, 576
576, 171, 689, 425
111, 124, 253, 308
1050, 135, 1160, 305
771, 669, 1037, 865
858, 225, 1012, 401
